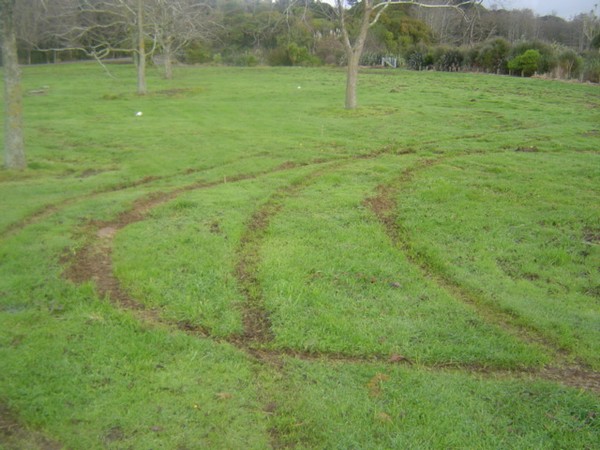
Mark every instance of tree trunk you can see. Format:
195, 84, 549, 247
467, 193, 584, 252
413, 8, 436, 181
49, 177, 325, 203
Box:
340, 0, 372, 110
163, 40, 173, 80
136, 0, 147, 95
1, 0, 26, 170
345, 52, 360, 110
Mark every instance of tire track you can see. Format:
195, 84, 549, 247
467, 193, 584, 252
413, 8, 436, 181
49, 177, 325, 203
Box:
62, 161, 333, 337
62, 161, 344, 450
233, 166, 341, 347
58, 151, 598, 450
61, 151, 600, 396
0, 175, 162, 242
364, 157, 600, 393
0, 158, 310, 242
0, 403, 62, 450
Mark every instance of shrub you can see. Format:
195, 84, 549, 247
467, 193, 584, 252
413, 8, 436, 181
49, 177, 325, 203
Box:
224, 52, 260, 66
476, 38, 511, 74
433, 46, 464, 72
404, 44, 432, 71
287, 43, 320, 66
268, 43, 321, 66
582, 52, 600, 83
184, 41, 213, 64
510, 41, 557, 74
557, 49, 583, 79
314, 36, 344, 66
508, 49, 542, 77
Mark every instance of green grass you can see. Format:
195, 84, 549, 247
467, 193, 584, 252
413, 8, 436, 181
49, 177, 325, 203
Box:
1, 63, 599, 448
399, 152, 600, 368
271, 359, 600, 449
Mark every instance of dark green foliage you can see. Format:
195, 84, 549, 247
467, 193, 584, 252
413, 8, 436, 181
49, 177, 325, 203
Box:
591, 33, 600, 50
557, 49, 583, 79
508, 49, 542, 77
582, 51, 600, 82
184, 41, 213, 64
268, 43, 321, 66
510, 41, 557, 74
405, 44, 433, 71
475, 38, 511, 74
433, 46, 464, 72
376, 8, 431, 53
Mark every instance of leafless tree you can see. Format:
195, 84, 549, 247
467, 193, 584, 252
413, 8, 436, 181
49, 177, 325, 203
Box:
334, 0, 481, 110
1, 0, 26, 169
146, 0, 217, 79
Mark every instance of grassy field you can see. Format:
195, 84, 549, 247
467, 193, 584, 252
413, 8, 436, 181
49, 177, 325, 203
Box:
1, 62, 599, 448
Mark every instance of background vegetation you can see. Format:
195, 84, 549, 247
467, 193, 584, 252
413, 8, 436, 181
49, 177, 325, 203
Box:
12, 0, 600, 82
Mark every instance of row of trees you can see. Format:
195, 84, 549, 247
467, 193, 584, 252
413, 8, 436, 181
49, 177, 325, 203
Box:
11, 1, 600, 69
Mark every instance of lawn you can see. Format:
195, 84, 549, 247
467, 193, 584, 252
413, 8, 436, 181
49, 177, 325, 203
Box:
1, 63, 598, 448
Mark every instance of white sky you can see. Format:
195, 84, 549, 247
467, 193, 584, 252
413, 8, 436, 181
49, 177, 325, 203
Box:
481, 0, 597, 18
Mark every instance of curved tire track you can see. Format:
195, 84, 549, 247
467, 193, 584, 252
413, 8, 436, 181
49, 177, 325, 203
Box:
62, 152, 600, 395
364, 157, 600, 394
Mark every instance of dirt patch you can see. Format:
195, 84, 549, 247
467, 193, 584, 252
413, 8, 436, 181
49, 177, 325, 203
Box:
78, 169, 106, 178
98, 175, 161, 193
274, 161, 299, 171
155, 88, 201, 97
540, 367, 600, 394
363, 184, 398, 240
583, 227, 600, 245
0, 403, 62, 450
234, 205, 281, 344
515, 146, 539, 153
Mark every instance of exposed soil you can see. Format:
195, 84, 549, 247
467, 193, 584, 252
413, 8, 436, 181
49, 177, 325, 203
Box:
583, 227, 600, 245
0, 403, 62, 450
515, 146, 539, 153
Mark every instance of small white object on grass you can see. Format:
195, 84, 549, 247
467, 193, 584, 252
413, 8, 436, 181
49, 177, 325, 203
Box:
135, 111, 143, 116
297, 86, 301, 89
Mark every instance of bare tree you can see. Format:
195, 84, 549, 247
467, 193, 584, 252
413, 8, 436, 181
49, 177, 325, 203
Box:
1, 0, 26, 169
335, 0, 480, 110
38, 0, 147, 93
136, 0, 147, 93
146, 0, 216, 79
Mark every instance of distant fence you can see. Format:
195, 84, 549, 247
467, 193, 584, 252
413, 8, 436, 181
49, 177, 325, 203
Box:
381, 57, 397, 68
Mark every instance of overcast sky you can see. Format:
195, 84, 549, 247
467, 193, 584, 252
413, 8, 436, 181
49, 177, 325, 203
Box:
481, 0, 597, 18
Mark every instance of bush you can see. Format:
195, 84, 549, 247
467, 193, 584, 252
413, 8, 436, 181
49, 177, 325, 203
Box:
287, 43, 320, 66
510, 41, 557, 74
557, 49, 583, 79
267, 43, 321, 66
508, 49, 542, 77
184, 41, 213, 64
476, 38, 511, 74
314, 36, 344, 66
433, 46, 464, 72
582, 52, 600, 83
224, 52, 260, 66
404, 44, 432, 71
